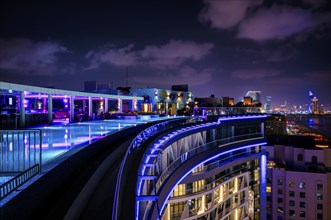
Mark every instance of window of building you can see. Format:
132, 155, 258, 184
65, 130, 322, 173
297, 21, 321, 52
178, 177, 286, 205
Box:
300, 202, 306, 208
267, 177, 272, 183
317, 183, 323, 191
300, 211, 306, 217
289, 210, 295, 217
266, 186, 272, 193
289, 200, 295, 206
289, 191, 295, 197
277, 207, 283, 213
267, 196, 271, 202
317, 204, 323, 210
317, 213, 323, 220
297, 154, 303, 161
278, 179, 283, 185
312, 156, 317, 164
278, 189, 283, 194
277, 198, 283, 204
289, 181, 295, 187
317, 193, 323, 200
299, 182, 305, 189
300, 192, 306, 198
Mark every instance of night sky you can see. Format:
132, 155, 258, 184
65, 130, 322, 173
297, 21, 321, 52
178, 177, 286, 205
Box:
1, 0, 331, 107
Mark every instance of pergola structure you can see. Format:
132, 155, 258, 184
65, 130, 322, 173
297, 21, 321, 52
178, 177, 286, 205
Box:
0, 81, 143, 127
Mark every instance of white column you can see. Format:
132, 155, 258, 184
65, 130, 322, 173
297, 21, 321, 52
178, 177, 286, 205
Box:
19, 91, 25, 127
261, 122, 265, 136
118, 98, 122, 113
104, 98, 108, 113
70, 96, 75, 122
48, 94, 53, 125
88, 97, 92, 117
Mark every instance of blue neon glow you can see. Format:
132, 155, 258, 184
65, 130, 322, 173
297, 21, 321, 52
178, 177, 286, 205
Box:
159, 142, 267, 214
217, 115, 267, 124
261, 154, 266, 184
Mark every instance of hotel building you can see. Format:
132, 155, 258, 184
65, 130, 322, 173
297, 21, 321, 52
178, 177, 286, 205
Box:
265, 135, 331, 220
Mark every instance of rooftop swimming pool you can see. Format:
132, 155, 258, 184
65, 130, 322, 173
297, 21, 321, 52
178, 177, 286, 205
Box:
0, 116, 170, 186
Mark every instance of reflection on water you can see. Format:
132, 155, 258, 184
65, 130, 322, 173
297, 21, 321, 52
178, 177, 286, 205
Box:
300, 116, 331, 138
39, 118, 165, 163
2, 117, 167, 166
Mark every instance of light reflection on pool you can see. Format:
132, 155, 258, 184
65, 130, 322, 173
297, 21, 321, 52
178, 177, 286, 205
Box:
34, 117, 166, 164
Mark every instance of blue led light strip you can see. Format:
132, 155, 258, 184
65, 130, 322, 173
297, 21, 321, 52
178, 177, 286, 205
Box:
158, 142, 267, 215
217, 115, 267, 124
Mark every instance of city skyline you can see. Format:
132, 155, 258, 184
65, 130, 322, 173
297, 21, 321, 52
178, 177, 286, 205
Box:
1, 0, 331, 107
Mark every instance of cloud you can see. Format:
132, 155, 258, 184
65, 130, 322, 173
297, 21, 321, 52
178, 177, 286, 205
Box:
0, 38, 67, 75
266, 46, 300, 62
237, 6, 314, 41
141, 40, 214, 68
131, 66, 213, 87
199, 0, 262, 29
231, 69, 281, 79
85, 40, 214, 69
85, 44, 138, 69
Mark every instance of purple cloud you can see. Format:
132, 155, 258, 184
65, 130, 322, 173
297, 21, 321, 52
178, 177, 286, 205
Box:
237, 6, 314, 41
85, 40, 214, 69
0, 38, 67, 75
141, 40, 214, 68
85, 44, 138, 69
232, 69, 281, 79
131, 66, 213, 87
199, 0, 261, 29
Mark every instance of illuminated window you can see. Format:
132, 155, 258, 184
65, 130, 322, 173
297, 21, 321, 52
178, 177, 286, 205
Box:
289, 210, 295, 217
266, 186, 272, 193
299, 182, 305, 189
277, 207, 283, 213
317, 193, 323, 200
277, 179, 283, 185
289, 181, 295, 187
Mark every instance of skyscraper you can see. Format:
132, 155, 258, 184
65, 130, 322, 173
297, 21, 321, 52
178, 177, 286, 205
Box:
309, 91, 314, 113
312, 96, 319, 114
266, 96, 271, 112
246, 91, 262, 103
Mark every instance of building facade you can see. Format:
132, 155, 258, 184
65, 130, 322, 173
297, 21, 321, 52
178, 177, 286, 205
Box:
134, 115, 268, 220
129, 86, 193, 115
265, 136, 331, 220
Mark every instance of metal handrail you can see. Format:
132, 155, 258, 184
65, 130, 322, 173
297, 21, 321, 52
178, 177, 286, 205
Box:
0, 129, 42, 173
0, 164, 40, 200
